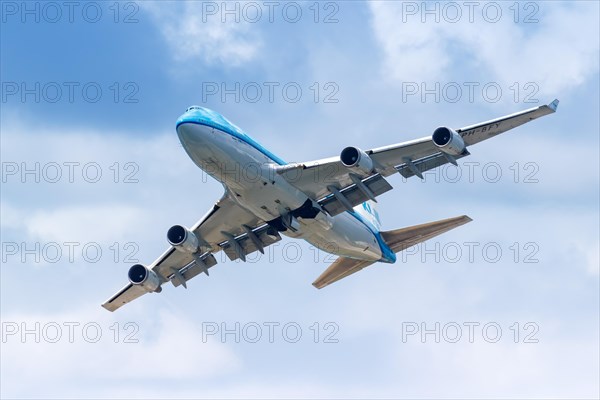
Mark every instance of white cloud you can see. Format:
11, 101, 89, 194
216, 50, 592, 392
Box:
581, 240, 600, 276
1, 306, 241, 399
369, 2, 600, 98
142, 2, 262, 66
25, 204, 144, 244
387, 338, 599, 399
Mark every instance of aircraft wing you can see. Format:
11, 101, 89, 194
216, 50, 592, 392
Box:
278, 100, 558, 214
102, 192, 282, 311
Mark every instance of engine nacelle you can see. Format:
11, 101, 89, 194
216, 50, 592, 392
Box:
340, 146, 374, 174
128, 264, 161, 292
167, 225, 200, 254
432, 127, 466, 156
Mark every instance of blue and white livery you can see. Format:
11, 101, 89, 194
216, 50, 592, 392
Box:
103, 100, 559, 311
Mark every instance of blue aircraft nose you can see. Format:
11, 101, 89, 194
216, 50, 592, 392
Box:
176, 106, 209, 143
176, 121, 198, 144
176, 106, 204, 127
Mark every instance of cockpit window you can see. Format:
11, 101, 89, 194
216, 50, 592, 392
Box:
186, 105, 202, 112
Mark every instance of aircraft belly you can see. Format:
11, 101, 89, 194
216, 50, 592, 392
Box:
178, 123, 381, 256
229, 157, 311, 222
302, 212, 382, 261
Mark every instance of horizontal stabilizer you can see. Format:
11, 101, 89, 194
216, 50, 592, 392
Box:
312, 215, 472, 289
381, 215, 472, 253
312, 257, 376, 289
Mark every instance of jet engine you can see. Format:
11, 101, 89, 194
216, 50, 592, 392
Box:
432, 127, 466, 156
167, 225, 200, 253
340, 146, 374, 174
128, 264, 161, 292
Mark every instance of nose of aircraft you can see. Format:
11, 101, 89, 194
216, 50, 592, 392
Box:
175, 105, 247, 149
176, 106, 209, 145
176, 122, 199, 148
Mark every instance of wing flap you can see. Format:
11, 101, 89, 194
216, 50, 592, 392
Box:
395, 151, 470, 179
170, 253, 218, 288
320, 174, 393, 216
221, 224, 282, 261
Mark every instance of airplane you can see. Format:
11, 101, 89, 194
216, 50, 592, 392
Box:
102, 99, 559, 311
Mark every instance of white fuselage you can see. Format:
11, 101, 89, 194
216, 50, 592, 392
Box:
176, 120, 388, 262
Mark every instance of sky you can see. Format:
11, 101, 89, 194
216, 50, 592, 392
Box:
1, 1, 599, 398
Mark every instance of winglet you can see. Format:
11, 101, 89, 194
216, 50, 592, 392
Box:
548, 99, 559, 112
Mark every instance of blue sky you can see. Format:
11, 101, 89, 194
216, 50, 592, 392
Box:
1, 1, 599, 398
